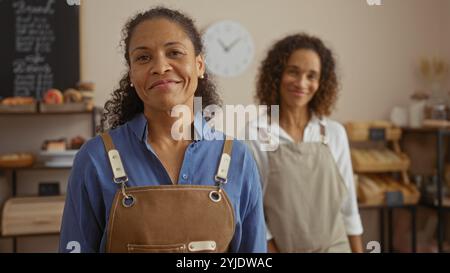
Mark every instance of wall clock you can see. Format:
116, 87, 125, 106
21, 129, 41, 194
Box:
203, 20, 255, 77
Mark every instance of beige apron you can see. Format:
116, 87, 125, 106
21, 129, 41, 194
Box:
264, 124, 351, 253
101, 133, 235, 253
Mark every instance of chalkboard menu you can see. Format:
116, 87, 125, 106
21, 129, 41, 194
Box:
0, 0, 79, 100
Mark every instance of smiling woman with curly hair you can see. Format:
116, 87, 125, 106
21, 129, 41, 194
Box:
60, 7, 266, 253
248, 33, 364, 253
256, 34, 338, 117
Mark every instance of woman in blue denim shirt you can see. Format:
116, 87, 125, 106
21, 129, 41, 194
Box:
59, 7, 266, 253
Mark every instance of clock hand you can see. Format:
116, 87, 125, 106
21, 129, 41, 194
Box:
225, 37, 242, 52
218, 39, 228, 52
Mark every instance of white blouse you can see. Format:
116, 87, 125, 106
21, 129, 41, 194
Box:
245, 114, 363, 239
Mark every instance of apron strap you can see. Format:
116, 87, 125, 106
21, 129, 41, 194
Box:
102, 130, 233, 186
101, 132, 129, 184
101, 131, 234, 183
215, 136, 233, 184
319, 123, 328, 145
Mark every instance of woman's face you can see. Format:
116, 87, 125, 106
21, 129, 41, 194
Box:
128, 18, 205, 112
279, 49, 321, 111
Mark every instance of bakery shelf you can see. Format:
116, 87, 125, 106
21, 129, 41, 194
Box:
0, 103, 37, 113
347, 122, 418, 252
351, 149, 410, 173
401, 127, 450, 252
0, 110, 93, 115
1, 196, 65, 237
0, 163, 72, 171
357, 174, 420, 206
358, 203, 417, 209
0, 106, 97, 252
0, 101, 94, 115
420, 196, 450, 209
39, 102, 92, 113
345, 122, 402, 142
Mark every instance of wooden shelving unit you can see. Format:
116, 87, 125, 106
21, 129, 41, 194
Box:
401, 127, 450, 253
0, 109, 98, 252
346, 122, 419, 252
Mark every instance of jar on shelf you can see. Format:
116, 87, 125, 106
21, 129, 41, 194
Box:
425, 83, 449, 120
409, 92, 428, 127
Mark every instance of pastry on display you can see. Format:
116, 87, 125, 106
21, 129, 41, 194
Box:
70, 136, 86, 149
77, 81, 95, 91
42, 138, 67, 152
77, 82, 95, 111
0, 97, 37, 112
357, 175, 385, 205
40, 87, 92, 112
1, 97, 36, 106
351, 149, 403, 164
0, 153, 35, 168
43, 89, 64, 104
350, 148, 410, 172
357, 174, 420, 205
63, 89, 83, 103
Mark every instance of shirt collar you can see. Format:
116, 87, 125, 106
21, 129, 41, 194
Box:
309, 114, 327, 127
128, 111, 218, 143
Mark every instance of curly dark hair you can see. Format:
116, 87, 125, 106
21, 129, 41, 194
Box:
255, 33, 338, 117
99, 7, 221, 132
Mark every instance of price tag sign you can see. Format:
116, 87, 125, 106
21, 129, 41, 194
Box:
385, 191, 404, 207
369, 128, 386, 141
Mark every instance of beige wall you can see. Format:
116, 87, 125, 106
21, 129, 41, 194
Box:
81, 0, 447, 122
445, 0, 450, 68
1, 0, 448, 252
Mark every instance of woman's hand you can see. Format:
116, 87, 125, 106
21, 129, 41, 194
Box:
348, 235, 364, 253
267, 239, 279, 253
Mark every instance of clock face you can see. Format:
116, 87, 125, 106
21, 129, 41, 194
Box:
203, 20, 254, 77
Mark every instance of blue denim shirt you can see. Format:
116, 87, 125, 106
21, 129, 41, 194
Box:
59, 113, 267, 253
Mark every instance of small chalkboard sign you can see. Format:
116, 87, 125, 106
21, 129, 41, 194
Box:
369, 128, 386, 141
0, 0, 80, 100
385, 191, 404, 207
39, 181, 60, 196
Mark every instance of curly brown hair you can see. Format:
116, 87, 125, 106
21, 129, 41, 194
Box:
256, 33, 338, 117
99, 7, 221, 132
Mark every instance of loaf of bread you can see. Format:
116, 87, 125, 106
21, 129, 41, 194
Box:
352, 148, 402, 165
70, 136, 85, 149
0, 153, 33, 161
42, 139, 67, 152
1, 97, 35, 106
63, 89, 83, 103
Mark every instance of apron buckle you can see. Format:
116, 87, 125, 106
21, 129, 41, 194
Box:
114, 176, 129, 184
214, 175, 227, 185
209, 190, 222, 203
122, 194, 135, 208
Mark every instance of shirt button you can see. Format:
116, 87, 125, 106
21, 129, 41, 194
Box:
182, 174, 188, 180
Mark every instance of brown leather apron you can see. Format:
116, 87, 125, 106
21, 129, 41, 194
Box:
264, 124, 351, 252
101, 133, 235, 253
